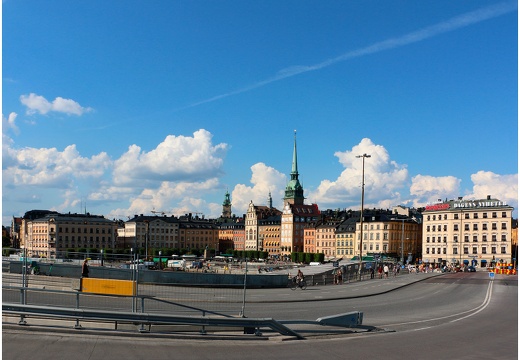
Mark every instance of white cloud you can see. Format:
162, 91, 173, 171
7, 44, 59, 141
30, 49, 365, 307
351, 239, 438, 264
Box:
466, 171, 518, 208
3, 144, 111, 187
20, 93, 93, 115
2, 112, 19, 134
410, 175, 461, 207
113, 129, 228, 186
308, 138, 408, 208
231, 162, 287, 214
106, 179, 221, 219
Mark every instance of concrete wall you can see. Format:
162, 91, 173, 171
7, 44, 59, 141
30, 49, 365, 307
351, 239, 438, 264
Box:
6, 261, 288, 288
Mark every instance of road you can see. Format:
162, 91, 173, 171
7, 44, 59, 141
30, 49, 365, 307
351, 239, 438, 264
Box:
3, 271, 518, 360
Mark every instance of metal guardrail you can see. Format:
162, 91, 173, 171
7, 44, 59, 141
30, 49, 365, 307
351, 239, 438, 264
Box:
3, 284, 365, 339
3, 303, 305, 339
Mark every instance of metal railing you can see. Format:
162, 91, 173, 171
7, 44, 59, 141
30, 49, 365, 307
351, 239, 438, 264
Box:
3, 302, 304, 339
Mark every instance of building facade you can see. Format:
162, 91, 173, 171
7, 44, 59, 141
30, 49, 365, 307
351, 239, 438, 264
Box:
24, 213, 117, 258
245, 196, 281, 252
422, 196, 513, 267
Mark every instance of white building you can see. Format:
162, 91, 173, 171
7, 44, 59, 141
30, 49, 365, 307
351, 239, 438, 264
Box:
422, 196, 514, 267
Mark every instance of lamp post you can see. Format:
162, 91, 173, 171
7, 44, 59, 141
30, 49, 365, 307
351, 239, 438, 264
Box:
356, 153, 371, 280
158, 250, 162, 270
100, 249, 104, 267
400, 219, 405, 264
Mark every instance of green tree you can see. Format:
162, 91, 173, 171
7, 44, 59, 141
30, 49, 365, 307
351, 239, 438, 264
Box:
2, 235, 11, 248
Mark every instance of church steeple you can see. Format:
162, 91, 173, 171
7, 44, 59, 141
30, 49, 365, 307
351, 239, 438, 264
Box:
284, 130, 305, 205
222, 190, 232, 218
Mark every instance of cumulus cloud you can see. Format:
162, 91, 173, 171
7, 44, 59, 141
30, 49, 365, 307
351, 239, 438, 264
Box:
231, 162, 287, 214
2, 112, 19, 135
20, 93, 93, 115
308, 138, 408, 208
466, 171, 518, 208
3, 144, 111, 187
410, 175, 461, 207
106, 179, 221, 218
113, 129, 228, 186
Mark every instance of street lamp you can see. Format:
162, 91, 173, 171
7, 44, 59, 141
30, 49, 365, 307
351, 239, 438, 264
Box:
100, 249, 104, 267
356, 153, 371, 280
158, 250, 162, 270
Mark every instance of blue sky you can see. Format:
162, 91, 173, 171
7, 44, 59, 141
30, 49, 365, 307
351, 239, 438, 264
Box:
2, 0, 518, 225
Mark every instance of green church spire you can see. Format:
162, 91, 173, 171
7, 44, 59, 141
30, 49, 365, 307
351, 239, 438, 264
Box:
284, 130, 304, 205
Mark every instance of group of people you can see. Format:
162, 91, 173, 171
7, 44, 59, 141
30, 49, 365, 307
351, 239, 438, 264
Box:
375, 263, 400, 279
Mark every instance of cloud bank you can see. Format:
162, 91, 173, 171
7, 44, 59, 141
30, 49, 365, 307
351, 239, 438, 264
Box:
2, 114, 517, 221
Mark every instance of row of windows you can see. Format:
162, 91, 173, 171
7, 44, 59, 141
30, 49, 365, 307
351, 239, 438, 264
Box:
425, 246, 507, 255
426, 211, 508, 221
426, 234, 508, 242
59, 236, 112, 242
426, 223, 507, 232
54, 227, 112, 234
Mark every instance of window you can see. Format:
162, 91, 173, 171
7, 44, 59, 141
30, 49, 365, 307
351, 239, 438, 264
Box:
502, 212, 507, 218
473, 235, 478, 242
491, 247, 497, 254
482, 247, 487, 254
464, 248, 469, 254
453, 247, 458, 255
472, 247, 478, 254
454, 214, 459, 220
454, 235, 458, 242
465, 213, 470, 219
464, 224, 470, 231
501, 234, 507, 241
426, 237, 430, 243
501, 223, 507, 230
492, 234, 497, 242
454, 224, 459, 231
483, 213, 488, 219
473, 224, 478, 231
474, 213, 478, 219
483, 224, 488, 230
464, 235, 469, 242
482, 234, 487, 242
492, 212, 497, 218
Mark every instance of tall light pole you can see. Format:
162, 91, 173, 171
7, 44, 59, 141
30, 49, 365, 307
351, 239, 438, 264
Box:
356, 153, 371, 280
400, 218, 405, 264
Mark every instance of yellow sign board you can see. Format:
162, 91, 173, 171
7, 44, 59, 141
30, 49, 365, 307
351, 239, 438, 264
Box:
80, 278, 136, 296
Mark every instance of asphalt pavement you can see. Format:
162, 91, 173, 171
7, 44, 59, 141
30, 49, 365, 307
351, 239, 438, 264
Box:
2, 270, 448, 338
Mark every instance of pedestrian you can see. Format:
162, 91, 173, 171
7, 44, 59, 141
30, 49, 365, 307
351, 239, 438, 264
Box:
383, 264, 389, 279
82, 258, 90, 278
338, 268, 343, 284
370, 267, 375, 279
378, 265, 383, 279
